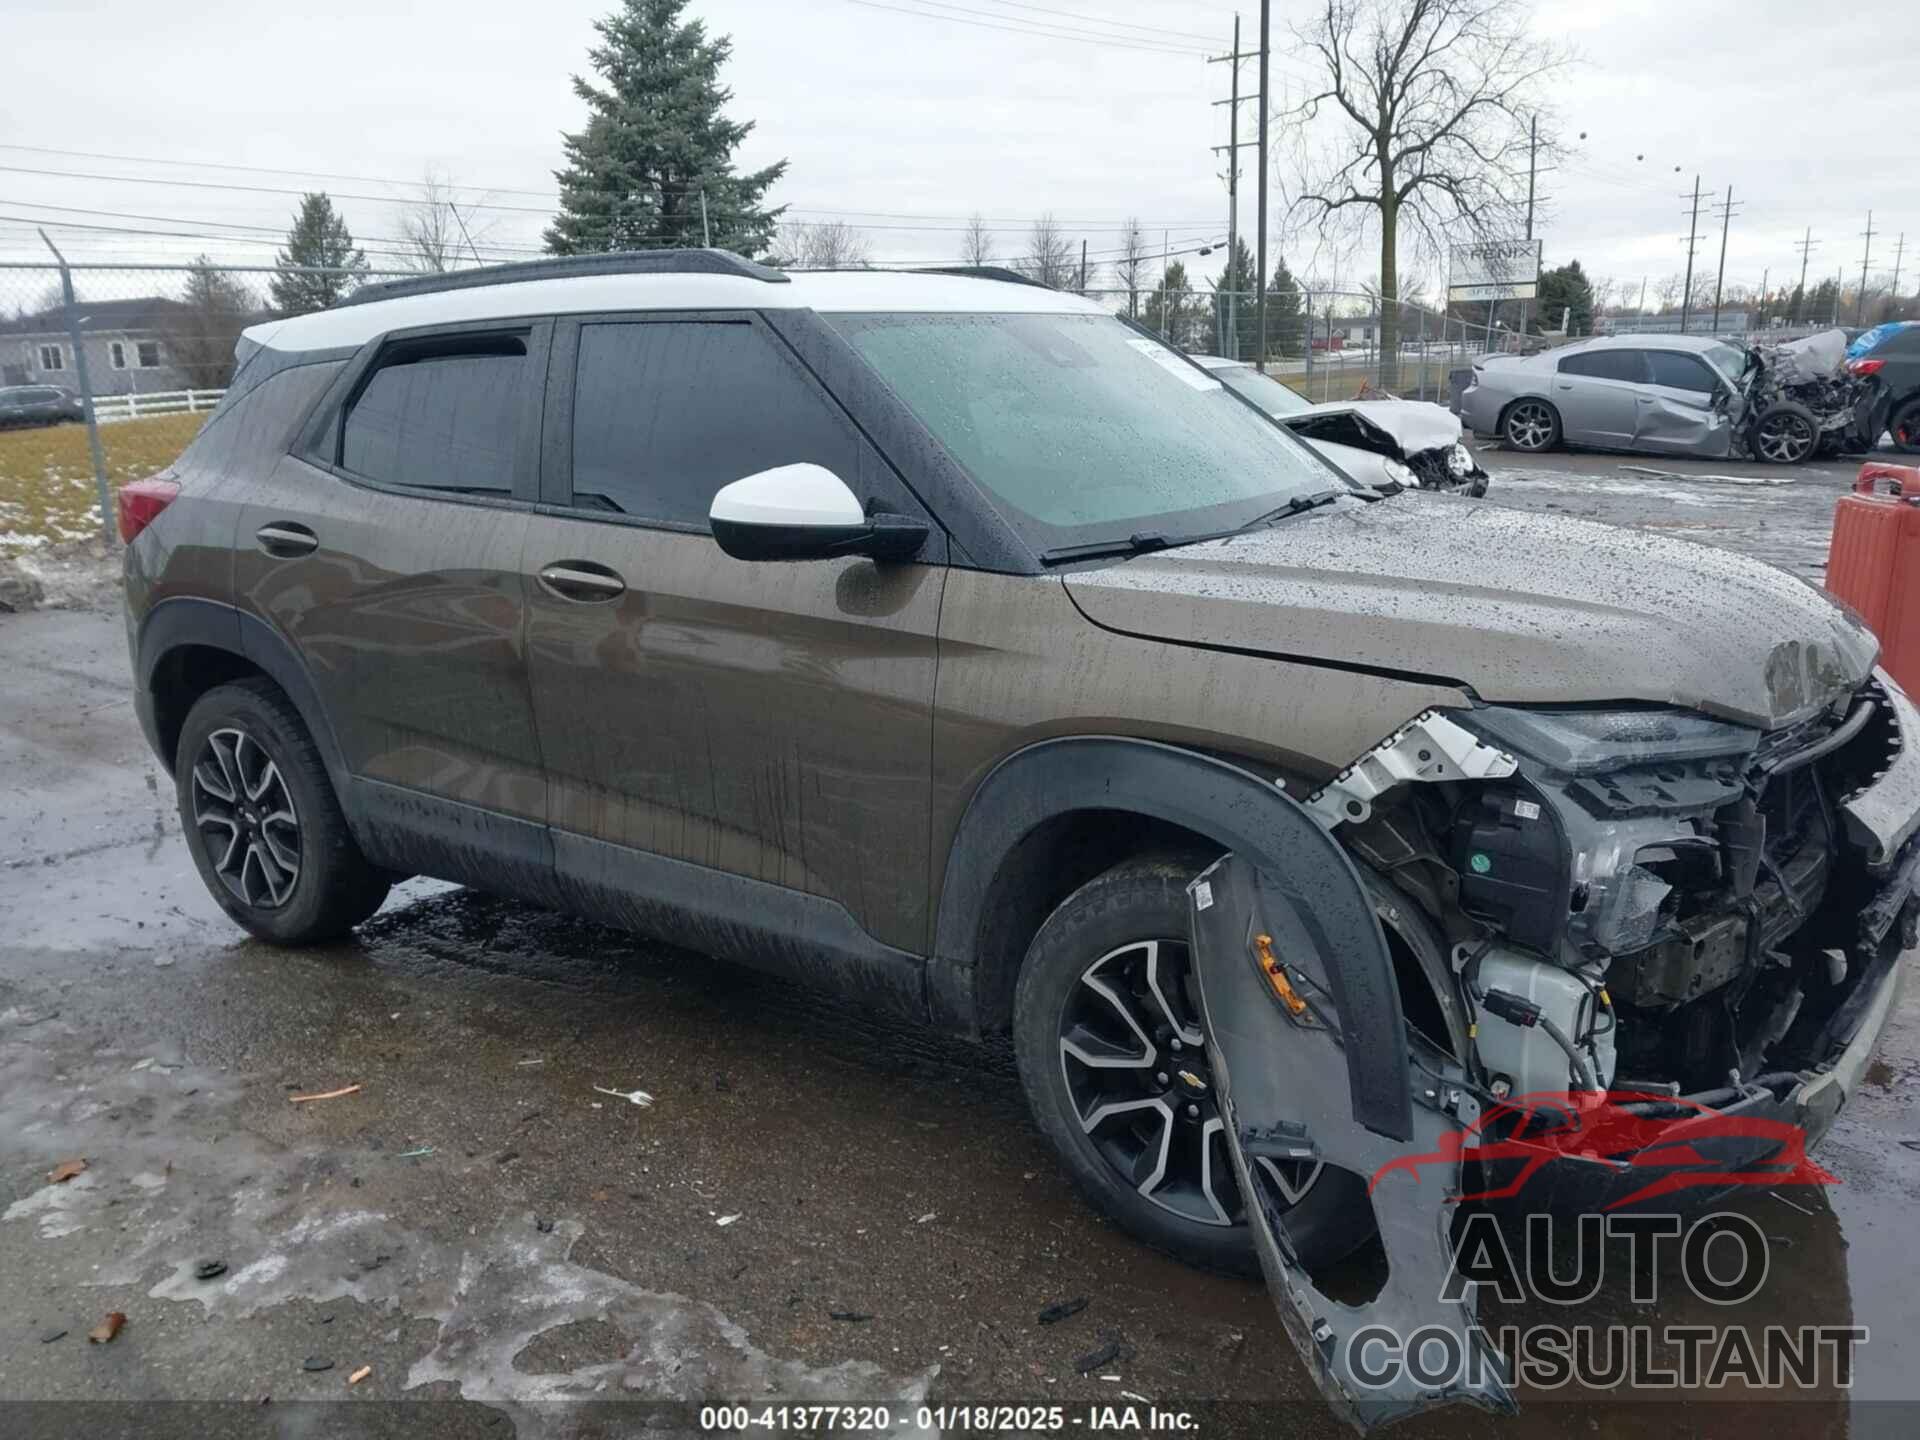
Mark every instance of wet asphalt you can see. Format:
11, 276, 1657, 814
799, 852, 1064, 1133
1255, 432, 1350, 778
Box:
3, 446, 1920, 1439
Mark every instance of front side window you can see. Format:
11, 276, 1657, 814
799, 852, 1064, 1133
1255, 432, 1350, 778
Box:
1646, 351, 1718, 394
826, 311, 1341, 553
340, 334, 528, 494
110, 341, 127, 370
569, 319, 860, 527
38, 344, 64, 372
136, 340, 162, 368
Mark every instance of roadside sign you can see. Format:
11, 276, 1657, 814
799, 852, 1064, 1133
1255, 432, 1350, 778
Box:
1449, 239, 1541, 302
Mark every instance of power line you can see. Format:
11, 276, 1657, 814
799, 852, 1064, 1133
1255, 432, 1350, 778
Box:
838, 0, 1209, 57
965, 0, 1222, 43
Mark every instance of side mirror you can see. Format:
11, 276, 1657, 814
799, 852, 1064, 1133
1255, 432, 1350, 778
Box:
709, 463, 928, 563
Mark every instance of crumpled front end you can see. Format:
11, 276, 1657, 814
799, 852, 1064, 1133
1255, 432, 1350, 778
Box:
1195, 676, 1918, 1429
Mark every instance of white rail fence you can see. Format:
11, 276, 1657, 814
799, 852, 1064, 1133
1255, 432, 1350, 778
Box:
90, 388, 226, 425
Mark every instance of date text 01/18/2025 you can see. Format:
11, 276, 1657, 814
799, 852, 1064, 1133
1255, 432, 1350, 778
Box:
698, 1404, 1201, 1432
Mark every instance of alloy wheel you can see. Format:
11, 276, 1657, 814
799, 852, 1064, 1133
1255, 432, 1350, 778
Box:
1504, 401, 1555, 451
1755, 412, 1815, 464
191, 726, 302, 908
1058, 937, 1322, 1228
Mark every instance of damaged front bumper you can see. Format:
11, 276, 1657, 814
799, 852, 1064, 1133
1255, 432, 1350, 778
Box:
1185, 685, 1920, 1430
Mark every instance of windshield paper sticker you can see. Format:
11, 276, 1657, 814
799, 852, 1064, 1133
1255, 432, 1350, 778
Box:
1125, 336, 1223, 392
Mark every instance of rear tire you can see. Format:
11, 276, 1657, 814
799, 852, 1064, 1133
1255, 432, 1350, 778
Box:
175, 679, 390, 944
1501, 398, 1561, 453
1013, 853, 1375, 1276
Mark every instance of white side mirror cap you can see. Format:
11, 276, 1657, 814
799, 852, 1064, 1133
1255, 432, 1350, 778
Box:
710, 463, 864, 529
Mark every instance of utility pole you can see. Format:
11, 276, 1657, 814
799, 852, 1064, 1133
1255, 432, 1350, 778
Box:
1793, 226, 1818, 325
1710, 186, 1740, 332
1208, 14, 1258, 359
1255, 0, 1270, 372
699, 189, 711, 248
1858, 211, 1877, 325
1678, 175, 1704, 334
1518, 114, 1539, 335
1759, 266, 1770, 326
1078, 239, 1087, 293
1890, 233, 1907, 313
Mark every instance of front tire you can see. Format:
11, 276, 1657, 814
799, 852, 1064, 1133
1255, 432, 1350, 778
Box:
1890, 397, 1920, 455
1501, 398, 1561, 453
1750, 402, 1819, 464
1013, 854, 1374, 1275
175, 679, 390, 944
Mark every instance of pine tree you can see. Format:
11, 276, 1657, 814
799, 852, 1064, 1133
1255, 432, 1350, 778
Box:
270, 194, 368, 316
1209, 237, 1257, 357
1536, 259, 1594, 335
169, 257, 258, 387
1267, 256, 1304, 358
545, 0, 787, 257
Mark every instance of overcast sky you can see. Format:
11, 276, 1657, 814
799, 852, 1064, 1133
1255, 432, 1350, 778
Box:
1, 0, 1910, 311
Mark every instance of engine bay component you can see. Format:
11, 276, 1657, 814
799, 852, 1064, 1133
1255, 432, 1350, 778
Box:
1450, 786, 1570, 953
1460, 944, 1616, 1095
1305, 709, 1517, 829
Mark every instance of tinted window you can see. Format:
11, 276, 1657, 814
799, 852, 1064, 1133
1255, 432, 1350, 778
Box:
340, 335, 527, 494
570, 320, 859, 526
1558, 349, 1647, 383
1646, 351, 1719, 393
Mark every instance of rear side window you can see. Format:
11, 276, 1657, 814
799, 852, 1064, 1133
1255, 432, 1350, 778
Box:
569, 320, 859, 527
1558, 349, 1647, 383
340, 334, 528, 494
1645, 351, 1718, 393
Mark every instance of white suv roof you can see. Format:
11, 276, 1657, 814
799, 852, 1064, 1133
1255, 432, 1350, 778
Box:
246, 262, 1105, 355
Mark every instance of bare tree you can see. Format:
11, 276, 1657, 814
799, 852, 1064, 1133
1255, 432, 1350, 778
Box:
960, 212, 996, 267
167, 257, 259, 388
771, 219, 873, 269
1017, 213, 1078, 289
399, 169, 491, 273
1114, 218, 1150, 318
1280, 0, 1570, 384
1652, 273, 1684, 313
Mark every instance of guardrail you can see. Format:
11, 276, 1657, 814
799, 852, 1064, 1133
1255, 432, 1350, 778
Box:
90, 388, 226, 425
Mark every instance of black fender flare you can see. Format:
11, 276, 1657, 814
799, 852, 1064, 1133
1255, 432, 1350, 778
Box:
931, 736, 1412, 1140
136, 597, 353, 804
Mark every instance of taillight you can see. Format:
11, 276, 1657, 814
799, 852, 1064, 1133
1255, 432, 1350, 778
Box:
1850, 358, 1885, 377
116, 477, 180, 544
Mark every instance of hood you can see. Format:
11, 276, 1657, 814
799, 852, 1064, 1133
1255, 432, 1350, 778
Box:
1285, 399, 1463, 456
1064, 495, 1876, 730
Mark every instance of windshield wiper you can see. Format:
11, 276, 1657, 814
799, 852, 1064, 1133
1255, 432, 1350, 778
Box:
1039, 531, 1172, 566
1231, 489, 1345, 532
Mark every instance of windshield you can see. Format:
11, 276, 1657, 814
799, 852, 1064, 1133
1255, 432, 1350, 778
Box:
826, 312, 1344, 553
1211, 363, 1314, 417
1705, 340, 1751, 377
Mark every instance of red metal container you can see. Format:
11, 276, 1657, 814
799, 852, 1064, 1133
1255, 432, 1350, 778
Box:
1826, 462, 1920, 695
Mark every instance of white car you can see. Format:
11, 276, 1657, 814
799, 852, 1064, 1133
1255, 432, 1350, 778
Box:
1191, 355, 1489, 495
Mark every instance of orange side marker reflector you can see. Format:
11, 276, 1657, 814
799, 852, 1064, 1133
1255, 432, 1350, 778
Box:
1253, 933, 1308, 1016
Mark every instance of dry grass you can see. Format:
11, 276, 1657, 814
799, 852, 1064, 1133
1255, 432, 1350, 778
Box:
0, 413, 207, 548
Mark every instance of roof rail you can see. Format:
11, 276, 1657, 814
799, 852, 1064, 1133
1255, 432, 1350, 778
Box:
912, 264, 1051, 290
338, 248, 790, 308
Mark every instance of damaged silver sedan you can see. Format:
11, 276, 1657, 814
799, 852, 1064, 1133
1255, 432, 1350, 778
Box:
1458, 330, 1871, 465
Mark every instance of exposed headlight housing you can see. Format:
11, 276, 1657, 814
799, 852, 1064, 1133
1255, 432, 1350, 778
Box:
1451, 707, 1763, 957
1462, 707, 1760, 775
1381, 458, 1415, 486
1447, 442, 1476, 477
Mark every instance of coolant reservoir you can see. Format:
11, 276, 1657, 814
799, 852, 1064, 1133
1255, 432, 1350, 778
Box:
1467, 947, 1616, 1095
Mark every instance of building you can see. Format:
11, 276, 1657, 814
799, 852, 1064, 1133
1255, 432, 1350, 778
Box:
0, 297, 196, 395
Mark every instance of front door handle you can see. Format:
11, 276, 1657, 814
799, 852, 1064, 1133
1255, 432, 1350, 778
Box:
538, 561, 626, 603
255, 522, 318, 558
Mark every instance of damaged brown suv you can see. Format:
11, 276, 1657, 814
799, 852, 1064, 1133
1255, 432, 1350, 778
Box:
124, 251, 1917, 1427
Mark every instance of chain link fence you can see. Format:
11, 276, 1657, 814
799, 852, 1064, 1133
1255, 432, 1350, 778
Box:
1, 261, 410, 549
1085, 285, 1507, 408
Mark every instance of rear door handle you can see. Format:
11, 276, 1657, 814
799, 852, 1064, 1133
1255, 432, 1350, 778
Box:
538, 561, 626, 603
255, 522, 318, 557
